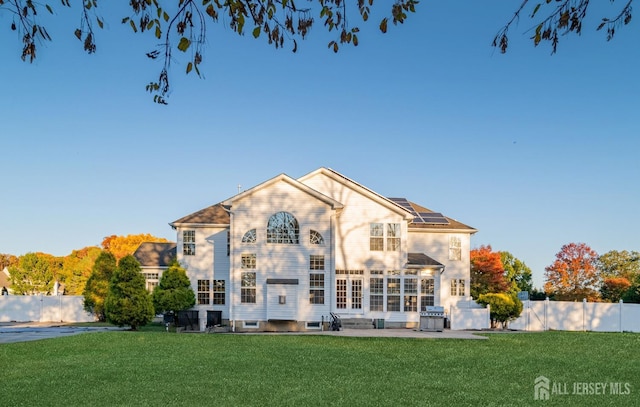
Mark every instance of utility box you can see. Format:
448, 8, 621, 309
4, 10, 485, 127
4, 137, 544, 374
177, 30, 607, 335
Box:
420, 306, 445, 332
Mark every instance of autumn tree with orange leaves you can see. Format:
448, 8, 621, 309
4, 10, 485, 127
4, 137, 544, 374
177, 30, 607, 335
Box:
470, 245, 510, 299
101, 233, 170, 260
544, 242, 600, 301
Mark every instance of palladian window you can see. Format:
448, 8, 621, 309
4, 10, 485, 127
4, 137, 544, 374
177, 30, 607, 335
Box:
242, 229, 257, 243
310, 230, 324, 245
266, 212, 299, 244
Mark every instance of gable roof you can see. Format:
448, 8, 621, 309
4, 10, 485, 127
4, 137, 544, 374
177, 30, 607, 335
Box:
222, 173, 344, 210
170, 203, 230, 227
133, 242, 177, 268
298, 167, 414, 220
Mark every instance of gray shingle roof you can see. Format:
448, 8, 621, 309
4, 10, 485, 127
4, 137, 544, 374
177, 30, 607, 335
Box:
170, 203, 230, 226
133, 242, 177, 267
407, 253, 445, 268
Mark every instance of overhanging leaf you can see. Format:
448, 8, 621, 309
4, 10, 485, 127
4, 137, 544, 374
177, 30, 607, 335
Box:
177, 37, 191, 52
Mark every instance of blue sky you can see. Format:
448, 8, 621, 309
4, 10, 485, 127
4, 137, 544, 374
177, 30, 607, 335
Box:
1, 2, 638, 289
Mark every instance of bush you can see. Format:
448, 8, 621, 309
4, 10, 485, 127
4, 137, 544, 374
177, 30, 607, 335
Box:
83, 251, 117, 322
152, 261, 195, 319
477, 292, 523, 329
104, 255, 154, 330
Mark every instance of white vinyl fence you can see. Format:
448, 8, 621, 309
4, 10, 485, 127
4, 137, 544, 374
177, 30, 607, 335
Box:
449, 298, 490, 330
510, 299, 640, 333
0, 295, 95, 323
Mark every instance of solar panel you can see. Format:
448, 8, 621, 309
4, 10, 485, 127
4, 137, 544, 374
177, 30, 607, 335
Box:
417, 212, 449, 225
388, 197, 418, 216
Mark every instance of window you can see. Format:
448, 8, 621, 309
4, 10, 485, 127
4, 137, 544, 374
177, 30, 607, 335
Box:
241, 253, 256, 269
183, 230, 195, 256
387, 223, 401, 252
309, 274, 324, 304
197, 279, 210, 305
241, 272, 256, 303
449, 236, 461, 261
242, 229, 257, 243
309, 255, 325, 270
336, 279, 347, 309
370, 223, 384, 251
451, 279, 465, 296
351, 279, 362, 310
371, 223, 402, 251
404, 278, 418, 312
421, 278, 435, 309
310, 230, 324, 245
306, 322, 321, 329
143, 273, 159, 292
387, 278, 401, 311
370, 276, 384, 311
266, 212, 299, 244
213, 280, 225, 305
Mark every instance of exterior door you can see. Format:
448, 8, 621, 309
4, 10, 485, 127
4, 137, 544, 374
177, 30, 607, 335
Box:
336, 277, 363, 314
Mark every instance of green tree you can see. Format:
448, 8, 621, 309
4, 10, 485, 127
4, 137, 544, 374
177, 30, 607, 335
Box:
544, 243, 600, 301
495, 1, 634, 55
83, 251, 117, 321
4, 0, 417, 104
598, 250, 640, 282
152, 261, 195, 322
61, 246, 102, 295
500, 251, 533, 294
104, 255, 154, 330
9, 252, 61, 295
622, 275, 640, 303
476, 292, 523, 329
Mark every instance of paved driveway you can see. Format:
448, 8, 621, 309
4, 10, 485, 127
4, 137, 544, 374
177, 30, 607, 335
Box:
0, 323, 125, 344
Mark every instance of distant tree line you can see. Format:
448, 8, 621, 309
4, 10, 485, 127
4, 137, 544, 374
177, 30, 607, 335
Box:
470, 244, 640, 306
0, 233, 194, 330
1, 233, 169, 295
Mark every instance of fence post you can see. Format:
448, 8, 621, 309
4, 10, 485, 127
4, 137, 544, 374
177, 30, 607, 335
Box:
619, 299, 624, 333
582, 298, 587, 332
544, 297, 549, 331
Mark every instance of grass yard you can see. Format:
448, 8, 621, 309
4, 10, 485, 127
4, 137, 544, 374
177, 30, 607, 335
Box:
0, 329, 638, 406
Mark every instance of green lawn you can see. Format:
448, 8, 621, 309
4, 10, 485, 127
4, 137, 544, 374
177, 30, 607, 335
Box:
1, 330, 638, 406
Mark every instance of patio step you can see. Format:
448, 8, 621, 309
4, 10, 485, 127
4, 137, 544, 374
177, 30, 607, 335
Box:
340, 318, 375, 329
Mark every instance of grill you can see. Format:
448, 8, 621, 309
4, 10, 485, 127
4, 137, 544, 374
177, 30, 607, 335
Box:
419, 306, 445, 331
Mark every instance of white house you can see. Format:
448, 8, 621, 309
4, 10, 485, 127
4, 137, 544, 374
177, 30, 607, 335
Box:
168, 167, 477, 332
133, 242, 177, 292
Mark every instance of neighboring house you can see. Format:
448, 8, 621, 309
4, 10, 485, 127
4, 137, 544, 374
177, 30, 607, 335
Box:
132, 242, 177, 291
1, 267, 11, 295
166, 167, 476, 332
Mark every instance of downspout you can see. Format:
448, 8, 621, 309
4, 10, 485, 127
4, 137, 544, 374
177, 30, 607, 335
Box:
329, 211, 335, 317
229, 213, 235, 333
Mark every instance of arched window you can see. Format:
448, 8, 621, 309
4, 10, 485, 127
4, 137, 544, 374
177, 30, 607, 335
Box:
242, 229, 257, 243
266, 212, 299, 244
310, 230, 324, 245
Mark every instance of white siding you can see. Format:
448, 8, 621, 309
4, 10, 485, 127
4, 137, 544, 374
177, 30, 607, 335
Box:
230, 180, 334, 322
176, 226, 231, 320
